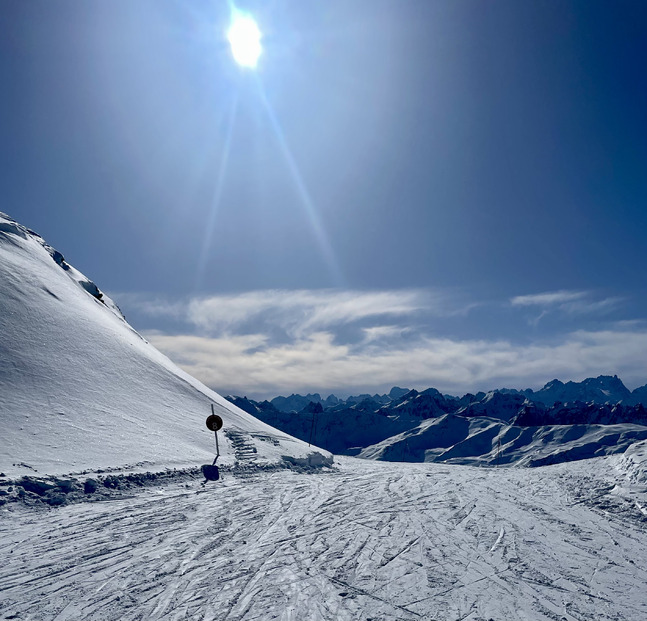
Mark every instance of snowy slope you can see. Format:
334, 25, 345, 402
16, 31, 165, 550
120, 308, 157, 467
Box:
615, 439, 647, 488
359, 413, 647, 466
2, 455, 647, 620
0, 213, 330, 477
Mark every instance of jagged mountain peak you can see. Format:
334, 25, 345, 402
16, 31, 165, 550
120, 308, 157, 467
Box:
530, 374, 633, 405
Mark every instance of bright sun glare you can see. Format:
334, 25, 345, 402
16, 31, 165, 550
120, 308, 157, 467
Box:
227, 13, 262, 69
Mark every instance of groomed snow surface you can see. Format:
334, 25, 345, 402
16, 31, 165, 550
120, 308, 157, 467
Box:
2, 456, 647, 621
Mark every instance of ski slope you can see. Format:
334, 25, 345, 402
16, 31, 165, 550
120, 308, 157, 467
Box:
2, 456, 647, 621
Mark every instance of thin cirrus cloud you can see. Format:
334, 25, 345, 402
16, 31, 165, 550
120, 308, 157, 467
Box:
510, 290, 589, 307
185, 288, 468, 336
187, 289, 424, 335
118, 288, 472, 337
510, 290, 624, 323
511, 289, 623, 313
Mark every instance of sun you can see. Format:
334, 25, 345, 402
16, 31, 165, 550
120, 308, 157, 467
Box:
227, 12, 262, 69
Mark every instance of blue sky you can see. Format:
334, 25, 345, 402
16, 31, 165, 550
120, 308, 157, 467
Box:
3, 0, 647, 397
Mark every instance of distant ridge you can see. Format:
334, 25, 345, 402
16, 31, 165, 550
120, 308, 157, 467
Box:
234, 375, 647, 414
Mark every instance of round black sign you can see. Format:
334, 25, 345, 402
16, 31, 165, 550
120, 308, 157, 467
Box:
206, 413, 223, 431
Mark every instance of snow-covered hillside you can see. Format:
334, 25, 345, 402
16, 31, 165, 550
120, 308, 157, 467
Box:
360, 414, 647, 466
0, 213, 330, 478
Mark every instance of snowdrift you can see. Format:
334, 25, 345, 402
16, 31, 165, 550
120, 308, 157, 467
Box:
615, 439, 647, 486
0, 213, 331, 478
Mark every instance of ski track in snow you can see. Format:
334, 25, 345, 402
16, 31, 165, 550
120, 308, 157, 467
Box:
1, 457, 647, 621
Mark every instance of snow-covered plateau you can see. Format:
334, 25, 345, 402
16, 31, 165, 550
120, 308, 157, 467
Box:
2, 212, 647, 620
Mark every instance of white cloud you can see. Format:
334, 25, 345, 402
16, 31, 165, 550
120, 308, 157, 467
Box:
146, 327, 647, 398
361, 325, 411, 344
561, 296, 624, 315
118, 287, 474, 338
117, 287, 645, 398
186, 289, 433, 335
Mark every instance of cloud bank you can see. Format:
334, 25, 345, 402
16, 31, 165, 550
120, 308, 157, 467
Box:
116, 288, 646, 398
145, 328, 647, 398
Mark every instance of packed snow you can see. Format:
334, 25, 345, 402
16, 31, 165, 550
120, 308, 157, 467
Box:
2, 457, 647, 620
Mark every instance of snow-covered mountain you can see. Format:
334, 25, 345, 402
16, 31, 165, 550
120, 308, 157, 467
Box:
232, 381, 647, 465
0, 213, 330, 479
229, 395, 415, 455
359, 414, 647, 466
256, 375, 647, 416
522, 375, 637, 405
268, 389, 399, 413
386, 387, 455, 418
456, 390, 528, 422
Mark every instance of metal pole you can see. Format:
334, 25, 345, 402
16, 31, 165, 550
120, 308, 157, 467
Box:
212, 403, 220, 464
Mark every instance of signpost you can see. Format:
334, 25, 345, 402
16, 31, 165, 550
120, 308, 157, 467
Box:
202, 404, 224, 481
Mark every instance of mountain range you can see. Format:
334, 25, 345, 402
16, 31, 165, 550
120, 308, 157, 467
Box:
239, 375, 647, 415
227, 375, 647, 465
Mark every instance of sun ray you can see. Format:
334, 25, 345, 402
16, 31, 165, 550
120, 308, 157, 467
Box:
254, 77, 345, 287
194, 92, 239, 291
